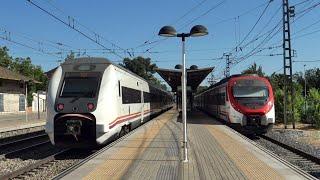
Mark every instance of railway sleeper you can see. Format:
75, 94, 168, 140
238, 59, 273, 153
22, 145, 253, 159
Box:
309, 166, 320, 169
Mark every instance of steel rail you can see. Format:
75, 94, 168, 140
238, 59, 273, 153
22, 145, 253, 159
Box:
0, 133, 48, 149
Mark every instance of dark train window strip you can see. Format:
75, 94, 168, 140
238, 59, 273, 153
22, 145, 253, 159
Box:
122, 86, 141, 104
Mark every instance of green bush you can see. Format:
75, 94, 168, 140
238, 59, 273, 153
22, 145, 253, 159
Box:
274, 89, 284, 123
274, 84, 304, 124
306, 88, 320, 128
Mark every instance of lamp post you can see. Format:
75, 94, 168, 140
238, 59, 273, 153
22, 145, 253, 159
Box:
158, 25, 208, 162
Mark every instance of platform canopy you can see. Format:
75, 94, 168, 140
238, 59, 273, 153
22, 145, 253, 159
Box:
156, 67, 214, 92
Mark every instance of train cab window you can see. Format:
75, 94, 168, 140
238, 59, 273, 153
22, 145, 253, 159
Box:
122, 87, 141, 104
60, 76, 99, 98
232, 79, 268, 99
232, 79, 269, 108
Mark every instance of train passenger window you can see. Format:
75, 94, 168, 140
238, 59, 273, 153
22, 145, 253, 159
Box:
143, 92, 150, 103
122, 86, 141, 104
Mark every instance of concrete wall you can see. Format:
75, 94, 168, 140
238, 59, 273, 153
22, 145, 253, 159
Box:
0, 93, 25, 113
32, 91, 46, 112
0, 79, 26, 113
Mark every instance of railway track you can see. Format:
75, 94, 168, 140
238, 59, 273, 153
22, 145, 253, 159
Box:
0, 109, 173, 179
0, 132, 64, 179
0, 125, 44, 139
258, 134, 320, 178
0, 133, 48, 150
0, 148, 70, 180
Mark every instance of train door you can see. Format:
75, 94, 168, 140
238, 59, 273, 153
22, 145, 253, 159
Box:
139, 82, 144, 123
118, 80, 125, 119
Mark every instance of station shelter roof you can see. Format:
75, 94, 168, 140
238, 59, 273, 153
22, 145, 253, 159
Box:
156, 67, 214, 92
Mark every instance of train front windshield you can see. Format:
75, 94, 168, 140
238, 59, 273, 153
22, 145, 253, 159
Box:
232, 79, 269, 108
60, 74, 100, 98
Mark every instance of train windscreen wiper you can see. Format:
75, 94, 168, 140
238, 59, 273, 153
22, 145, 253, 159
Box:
69, 92, 92, 103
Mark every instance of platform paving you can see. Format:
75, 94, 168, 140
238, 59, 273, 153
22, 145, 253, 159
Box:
0, 112, 45, 133
62, 109, 313, 180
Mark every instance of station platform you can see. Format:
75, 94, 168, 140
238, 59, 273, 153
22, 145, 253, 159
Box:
61, 109, 315, 180
0, 112, 45, 134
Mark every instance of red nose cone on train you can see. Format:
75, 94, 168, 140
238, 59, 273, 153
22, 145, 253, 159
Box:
228, 76, 274, 116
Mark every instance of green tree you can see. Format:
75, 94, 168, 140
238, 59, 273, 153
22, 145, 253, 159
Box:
241, 62, 265, 77
120, 56, 166, 90
121, 56, 157, 80
269, 73, 285, 90
292, 83, 304, 123
274, 88, 284, 122
0, 47, 13, 68
305, 88, 320, 128
295, 68, 320, 93
0, 46, 48, 106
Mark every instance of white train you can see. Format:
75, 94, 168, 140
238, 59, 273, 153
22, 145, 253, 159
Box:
45, 57, 173, 147
195, 74, 275, 134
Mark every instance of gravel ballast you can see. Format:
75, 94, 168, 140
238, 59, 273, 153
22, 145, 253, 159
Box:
253, 129, 320, 178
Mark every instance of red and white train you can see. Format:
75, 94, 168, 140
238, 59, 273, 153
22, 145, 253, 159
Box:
195, 74, 275, 134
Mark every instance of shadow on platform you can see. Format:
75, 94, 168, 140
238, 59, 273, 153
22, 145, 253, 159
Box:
176, 109, 221, 125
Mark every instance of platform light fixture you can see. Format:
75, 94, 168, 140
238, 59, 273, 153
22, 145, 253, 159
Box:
158, 25, 208, 162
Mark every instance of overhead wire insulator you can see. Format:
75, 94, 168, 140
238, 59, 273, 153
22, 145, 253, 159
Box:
289, 6, 295, 17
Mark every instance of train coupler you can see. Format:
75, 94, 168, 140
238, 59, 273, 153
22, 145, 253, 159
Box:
65, 120, 82, 141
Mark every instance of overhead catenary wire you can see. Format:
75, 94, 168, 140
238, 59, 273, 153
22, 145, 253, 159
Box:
205, 1, 280, 74
171, 0, 208, 26
43, 0, 128, 54
215, 0, 319, 71
138, 0, 277, 59
26, 0, 125, 59
208, 0, 319, 78
133, 0, 211, 50
293, 59, 320, 62
176, 0, 226, 31
233, 0, 274, 51
0, 36, 61, 58
139, 0, 226, 55
294, 1, 320, 16
215, 19, 283, 77
293, 0, 314, 6
0, 27, 72, 53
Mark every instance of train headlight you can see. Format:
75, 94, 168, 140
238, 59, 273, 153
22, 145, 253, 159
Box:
57, 103, 64, 111
87, 103, 95, 111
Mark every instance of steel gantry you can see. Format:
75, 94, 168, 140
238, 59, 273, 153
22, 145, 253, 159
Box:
282, 0, 295, 129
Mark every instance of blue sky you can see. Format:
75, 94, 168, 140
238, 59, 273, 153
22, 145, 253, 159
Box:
0, 0, 319, 85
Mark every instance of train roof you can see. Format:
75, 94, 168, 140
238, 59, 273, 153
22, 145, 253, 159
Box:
61, 57, 171, 94
196, 74, 261, 96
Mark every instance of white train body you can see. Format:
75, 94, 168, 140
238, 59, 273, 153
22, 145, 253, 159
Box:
195, 74, 275, 134
46, 57, 172, 147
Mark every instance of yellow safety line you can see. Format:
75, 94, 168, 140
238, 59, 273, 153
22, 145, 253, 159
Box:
84, 110, 177, 180
206, 125, 284, 180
